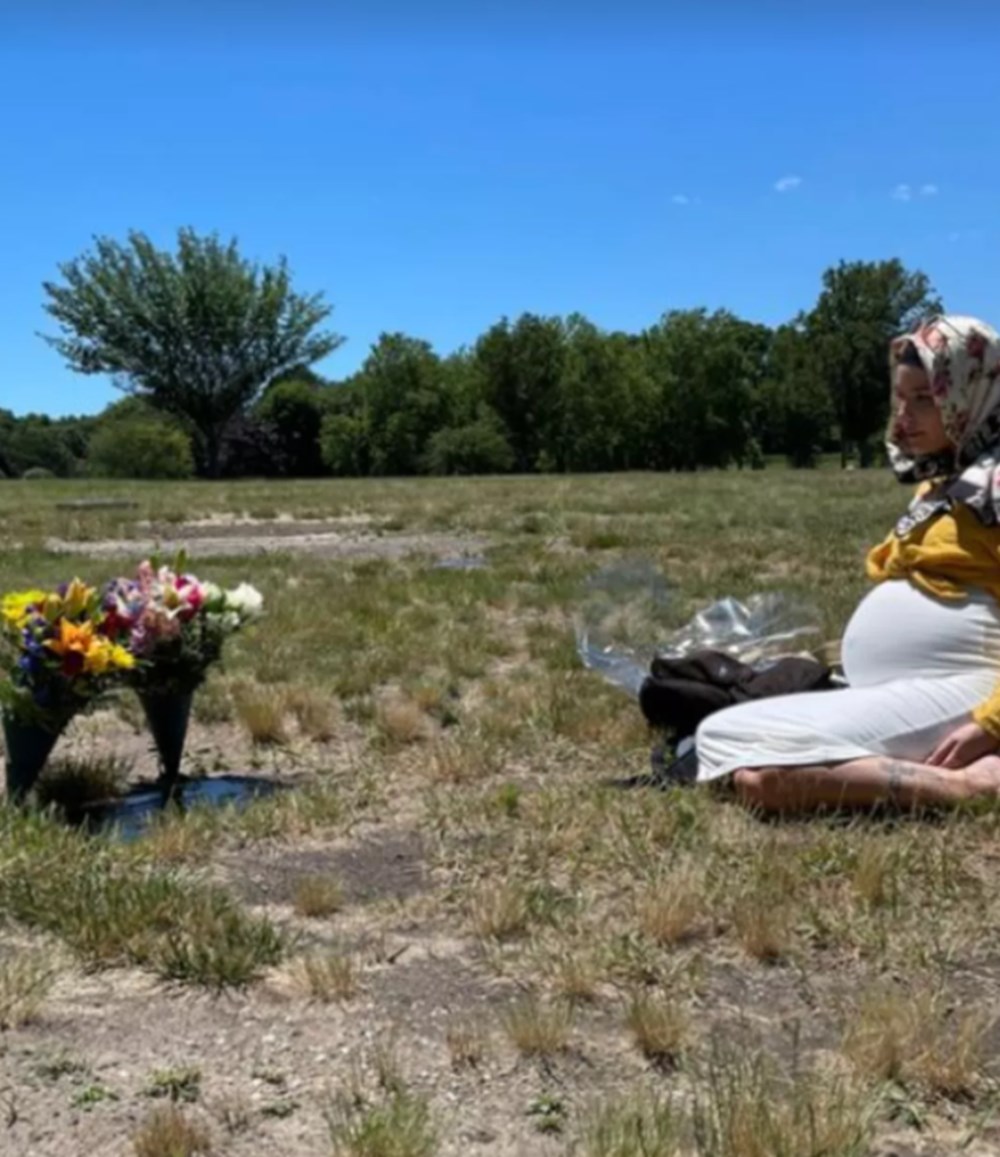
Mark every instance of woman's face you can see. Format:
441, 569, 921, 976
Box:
893, 363, 953, 456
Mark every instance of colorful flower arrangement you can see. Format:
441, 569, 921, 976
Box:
102, 558, 264, 695
0, 561, 263, 722
0, 578, 135, 729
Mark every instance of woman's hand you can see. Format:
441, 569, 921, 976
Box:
926, 721, 1000, 768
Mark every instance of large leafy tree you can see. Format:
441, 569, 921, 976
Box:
473, 314, 566, 472
41, 228, 342, 476
254, 378, 327, 477
802, 260, 942, 465
642, 310, 770, 470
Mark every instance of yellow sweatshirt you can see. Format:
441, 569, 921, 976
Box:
866, 489, 1000, 736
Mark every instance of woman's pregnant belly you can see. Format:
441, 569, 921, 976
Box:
841, 579, 1000, 688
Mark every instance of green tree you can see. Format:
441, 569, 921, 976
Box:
553, 318, 659, 471
41, 228, 342, 476
0, 415, 77, 477
641, 310, 770, 470
353, 334, 452, 475
473, 314, 566, 472
88, 421, 195, 479
255, 378, 326, 476
757, 324, 835, 467
422, 413, 514, 475
802, 259, 942, 466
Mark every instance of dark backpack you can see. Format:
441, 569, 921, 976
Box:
638, 648, 837, 740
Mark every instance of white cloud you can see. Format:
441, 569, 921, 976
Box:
671, 194, 689, 206
891, 183, 912, 202
920, 183, 939, 197
774, 175, 802, 193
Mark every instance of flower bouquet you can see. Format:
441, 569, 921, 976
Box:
0, 579, 134, 799
103, 558, 263, 782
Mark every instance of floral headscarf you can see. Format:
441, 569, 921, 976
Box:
888, 315, 1000, 536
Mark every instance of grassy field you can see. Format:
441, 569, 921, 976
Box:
2, 469, 999, 1157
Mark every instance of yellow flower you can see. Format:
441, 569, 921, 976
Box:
44, 619, 96, 673
107, 644, 135, 671
83, 640, 112, 676
61, 578, 95, 618
1, 590, 47, 628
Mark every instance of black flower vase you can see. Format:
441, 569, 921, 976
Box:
3, 713, 68, 803
139, 690, 194, 788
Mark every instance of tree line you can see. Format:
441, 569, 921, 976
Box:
1, 229, 942, 480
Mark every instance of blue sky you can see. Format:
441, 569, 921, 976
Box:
2, 2, 997, 417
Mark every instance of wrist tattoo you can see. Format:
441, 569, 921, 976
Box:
885, 760, 912, 804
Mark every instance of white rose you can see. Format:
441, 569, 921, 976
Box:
224, 582, 264, 620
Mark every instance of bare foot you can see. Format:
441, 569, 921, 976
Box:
961, 755, 1000, 799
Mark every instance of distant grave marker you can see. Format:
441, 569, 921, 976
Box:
55, 499, 139, 511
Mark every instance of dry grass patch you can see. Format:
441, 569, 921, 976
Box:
637, 867, 709, 947
445, 1017, 490, 1069
689, 1047, 877, 1157
284, 684, 342, 741
292, 874, 345, 917
502, 993, 574, 1058
287, 949, 359, 1002
426, 733, 504, 784
728, 842, 801, 963
842, 983, 992, 1100
549, 950, 602, 1003
0, 947, 58, 1029
374, 691, 435, 746
144, 1066, 202, 1104
582, 1091, 683, 1157
326, 1087, 436, 1157
230, 678, 289, 745
469, 879, 532, 941
34, 752, 132, 812
626, 991, 689, 1069
131, 1105, 213, 1157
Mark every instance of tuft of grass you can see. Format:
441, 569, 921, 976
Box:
284, 684, 342, 742
230, 679, 288, 745
34, 1051, 88, 1082
625, 991, 689, 1069
728, 852, 798, 964
35, 752, 132, 813
550, 951, 601, 1003
292, 874, 344, 918
0, 842, 285, 989
287, 949, 359, 1002
326, 1088, 436, 1157
445, 1018, 489, 1069
0, 948, 57, 1029
850, 840, 902, 910
374, 692, 432, 746
689, 1045, 877, 1157
637, 868, 707, 947
502, 994, 574, 1058
427, 733, 503, 784
582, 1091, 683, 1157
469, 880, 530, 941
131, 1105, 213, 1157
191, 677, 234, 724
144, 1066, 202, 1104
842, 984, 991, 1099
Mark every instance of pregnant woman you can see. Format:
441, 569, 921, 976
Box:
696, 315, 1000, 812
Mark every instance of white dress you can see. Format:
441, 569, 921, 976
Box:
694, 579, 1000, 781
